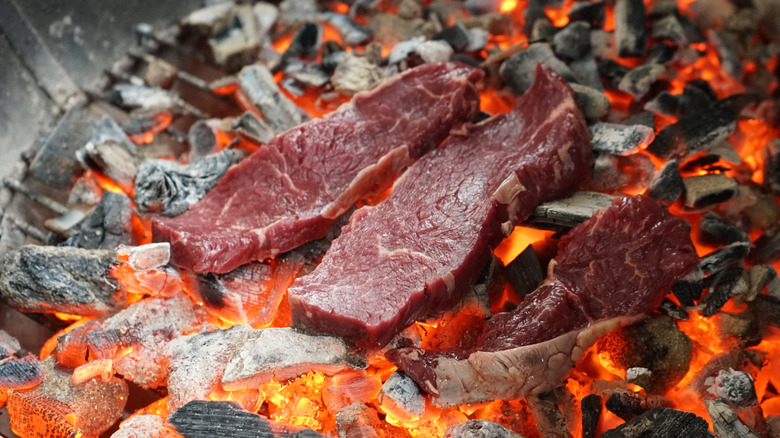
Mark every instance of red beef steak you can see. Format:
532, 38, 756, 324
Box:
153, 62, 482, 273
386, 195, 699, 406
288, 64, 592, 349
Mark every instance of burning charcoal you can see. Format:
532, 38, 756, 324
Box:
683, 174, 738, 209
334, 402, 386, 438
626, 367, 654, 389
111, 415, 168, 438
208, 4, 262, 71
102, 293, 210, 389
708, 30, 741, 79
647, 160, 684, 203
321, 13, 371, 46
238, 64, 305, 133
332, 52, 392, 95
614, 0, 647, 57
233, 111, 276, 146
369, 12, 424, 48
658, 298, 689, 321
527, 191, 615, 230
569, 83, 610, 122
111, 84, 177, 111
499, 43, 576, 94
29, 106, 92, 189
0, 356, 44, 390
135, 149, 241, 217
569, 54, 603, 91
699, 212, 750, 246
606, 391, 650, 420
380, 371, 424, 418
433, 23, 471, 51
699, 242, 750, 275
44, 209, 89, 237
68, 174, 103, 207
651, 15, 688, 46
648, 41, 677, 65
169, 400, 326, 438
596, 315, 692, 393
282, 21, 322, 63
618, 64, 664, 98
30, 356, 128, 436
117, 242, 171, 271
706, 369, 759, 408
0, 245, 120, 316
746, 265, 780, 301
6, 391, 82, 437
702, 267, 748, 317
181, 1, 237, 36
504, 244, 544, 299
388, 37, 453, 64
76, 191, 134, 250
601, 408, 712, 438
165, 324, 253, 411
553, 21, 591, 60
0, 330, 21, 359
79, 117, 141, 193
222, 328, 367, 390
590, 122, 655, 155
188, 120, 220, 160
646, 104, 738, 159
582, 394, 602, 438
591, 30, 617, 60
763, 139, 780, 195
531, 18, 558, 41
645, 92, 682, 117
444, 420, 523, 438
706, 400, 762, 438
598, 59, 630, 89
527, 388, 575, 437
748, 224, 780, 265
568, 1, 605, 28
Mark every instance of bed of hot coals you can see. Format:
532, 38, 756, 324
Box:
0, 0, 779, 436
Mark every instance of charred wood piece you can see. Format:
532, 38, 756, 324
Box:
590, 123, 655, 155
135, 149, 241, 217
683, 174, 738, 209
582, 394, 602, 438
29, 106, 92, 189
499, 43, 576, 94
527, 388, 575, 438
78, 117, 140, 193
169, 400, 326, 438
569, 54, 603, 91
606, 391, 649, 421
381, 371, 425, 417
0, 246, 120, 316
601, 408, 715, 438
570, 84, 610, 122
221, 328, 367, 390
75, 191, 134, 250
618, 64, 664, 98
443, 420, 523, 438
504, 244, 545, 300
568, 1, 605, 28
647, 160, 684, 203
626, 367, 654, 390
699, 242, 750, 275
0, 355, 44, 390
702, 267, 748, 316
614, 0, 647, 57
238, 64, 305, 133
659, 298, 689, 321
699, 212, 750, 246
233, 112, 276, 145
647, 104, 738, 159
527, 191, 615, 230
706, 400, 762, 438
553, 21, 591, 60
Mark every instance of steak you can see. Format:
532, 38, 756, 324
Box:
385, 195, 699, 407
153, 62, 482, 273
288, 63, 592, 349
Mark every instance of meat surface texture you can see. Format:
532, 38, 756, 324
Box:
386, 195, 699, 406
153, 62, 482, 273
288, 63, 592, 349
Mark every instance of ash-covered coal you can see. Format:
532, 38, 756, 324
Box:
73, 191, 134, 250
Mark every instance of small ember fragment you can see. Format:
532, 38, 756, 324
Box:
6, 390, 81, 438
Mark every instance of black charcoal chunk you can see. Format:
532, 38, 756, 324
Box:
659, 298, 689, 321
504, 245, 545, 299
444, 420, 523, 438
285, 22, 322, 60
582, 394, 602, 438
614, 0, 647, 57
598, 59, 630, 89
673, 268, 704, 307
0, 355, 44, 390
652, 15, 688, 46
135, 149, 241, 217
625, 111, 655, 128
522, 0, 549, 36
700, 242, 750, 275
77, 191, 134, 250
706, 369, 758, 408
0, 245, 120, 316
648, 160, 684, 203
239, 63, 305, 133
233, 112, 276, 145
569, 54, 604, 91
702, 267, 747, 316
590, 122, 655, 155
188, 121, 219, 161
29, 106, 92, 189
528, 191, 615, 230
170, 400, 325, 438
499, 43, 576, 94
606, 391, 648, 421
647, 104, 738, 159
320, 13, 371, 46
747, 224, 780, 265
763, 139, 780, 195
601, 408, 714, 438
381, 371, 425, 417
645, 91, 681, 117
568, 1, 605, 28
747, 265, 780, 301
553, 21, 591, 60
618, 64, 665, 98
433, 24, 471, 51
699, 212, 749, 245
648, 41, 677, 65
683, 174, 738, 209
570, 84, 610, 122
705, 400, 761, 438
708, 30, 741, 79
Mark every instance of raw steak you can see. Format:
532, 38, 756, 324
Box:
288, 64, 592, 349
386, 195, 699, 406
152, 62, 482, 273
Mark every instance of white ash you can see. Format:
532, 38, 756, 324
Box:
381, 371, 425, 416
705, 368, 758, 407
590, 122, 656, 155
117, 243, 171, 271
626, 367, 652, 381
466, 28, 489, 51
222, 327, 366, 390
388, 37, 453, 64
110, 415, 167, 438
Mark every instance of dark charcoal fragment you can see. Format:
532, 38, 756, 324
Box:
0, 245, 120, 316
614, 0, 647, 57
747, 265, 780, 301
606, 391, 648, 421
699, 242, 750, 275
568, 1, 605, 28
763, 139, 780, 195
188, 121, 219, 161
169, 400, 325, 438
701, 267, 747, 316
581, 394, 602, 438
652, 15, 688, 46
433, 24, 471, 51
699, 212, 749, 246
553, 21, 591, 60
659, 298, 689, 321
590, 122, 654, 155
600, 408, 714, 438
569, 54, 603, 91
527, 388, 574, 438
504, 245, 544, 300
748, 223, 780, 264
499, 43, 576, 94
522, 0, 549, 36
0, 355, 44, 390
284, 22, 322, 60
648, 160, 684, 203
233, 111, 276, 145
683, 174, 738, 209
598, 59, 630, 89
570, 84, 610, 122
708, 30, 741, 79
76, 191, 134, 250
135, 149, 241, 217
706, 400, 761, 438
29, 106, 92, 189
707, 369, 758, 408
618, 64, 665, 98
647, 104, 738, 159
443, 420, 522, 438
625, 111, 655, 127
